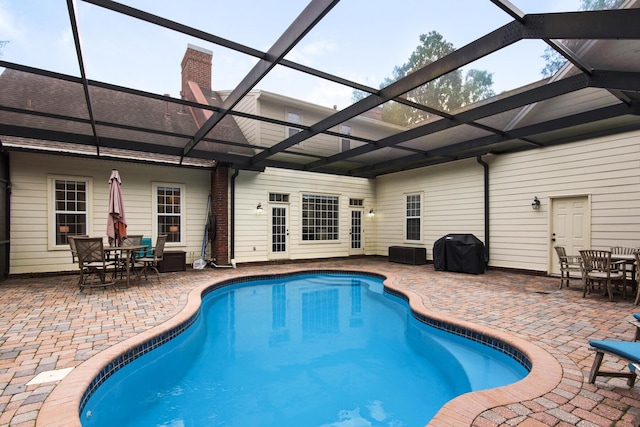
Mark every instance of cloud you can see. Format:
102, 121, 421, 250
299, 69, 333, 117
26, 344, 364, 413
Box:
0, 1, 25, 44
287, 39, 338, 65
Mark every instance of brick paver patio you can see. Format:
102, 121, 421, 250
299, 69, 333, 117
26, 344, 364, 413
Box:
1, 258, 640, 426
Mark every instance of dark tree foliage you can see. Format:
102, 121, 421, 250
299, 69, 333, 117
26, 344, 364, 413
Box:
353, 31, 494, 126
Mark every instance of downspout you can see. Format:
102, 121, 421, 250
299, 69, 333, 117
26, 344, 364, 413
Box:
476, 156, 490, 266
230, 168, 239, 267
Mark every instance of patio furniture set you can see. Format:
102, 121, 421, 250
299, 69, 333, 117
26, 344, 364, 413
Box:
554, 245, 640, 304
68, 234, 167, 290
555, 245, 640, 388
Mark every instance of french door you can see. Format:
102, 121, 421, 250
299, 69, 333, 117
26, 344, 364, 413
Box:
270, 205, 289, 260
349, 208, 364, 255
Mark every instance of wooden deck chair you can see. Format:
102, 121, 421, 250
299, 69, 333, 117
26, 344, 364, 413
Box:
554, 246, 581, 289
580, 250, 626, 301
588, 340, 640, 386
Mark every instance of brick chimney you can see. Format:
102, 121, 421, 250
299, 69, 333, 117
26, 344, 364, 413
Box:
181, 44, 212, 97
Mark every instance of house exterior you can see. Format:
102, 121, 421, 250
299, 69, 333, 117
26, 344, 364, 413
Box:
1, 44, 639, 277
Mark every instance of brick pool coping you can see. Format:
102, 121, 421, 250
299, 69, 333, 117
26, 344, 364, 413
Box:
36, 267, 562, 427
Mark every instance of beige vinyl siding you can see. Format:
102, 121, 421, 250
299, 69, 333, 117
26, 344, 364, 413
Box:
254, 92, 403, 157
374, 158, 485, 258
374, 129, 640, 272
10, 152, 210, 275
233, 167, 375, 263
488, 129, 640, 271
222, 91, 259, 146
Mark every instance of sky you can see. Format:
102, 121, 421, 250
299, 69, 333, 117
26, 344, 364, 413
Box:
0, 0, 582, 111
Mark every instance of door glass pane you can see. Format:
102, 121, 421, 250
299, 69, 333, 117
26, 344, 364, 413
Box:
351, 210, 362, 249
272, 207, 287, 253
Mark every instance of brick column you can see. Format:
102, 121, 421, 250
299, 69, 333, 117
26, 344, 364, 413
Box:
211, 165, 229, 264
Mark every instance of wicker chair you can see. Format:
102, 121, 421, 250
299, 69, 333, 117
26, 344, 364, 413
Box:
554, 246, 582, 289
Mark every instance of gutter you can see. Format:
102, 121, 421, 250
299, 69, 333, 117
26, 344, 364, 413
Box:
476, 156, 490, 265
230, 168, 239, 267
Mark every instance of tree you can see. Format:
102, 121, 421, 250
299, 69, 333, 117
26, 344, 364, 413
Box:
0, 41, 7, 57
541, 0, 624, 77
352, 31, 494, 126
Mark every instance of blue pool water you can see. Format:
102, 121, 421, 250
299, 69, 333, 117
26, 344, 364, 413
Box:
80, 273, 528, 427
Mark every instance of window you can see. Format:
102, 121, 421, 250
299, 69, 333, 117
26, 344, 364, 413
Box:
349, 198, 363, 207
53, 178, 88, 245
405, 193, 421, 241
286, 111, 302, 138
154, 184, 184, 243
302, 194, 339, 241
269, 193, 289, 203
340, 125, 351, 152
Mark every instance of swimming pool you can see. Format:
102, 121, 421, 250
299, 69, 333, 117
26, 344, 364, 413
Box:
79, 272, 529, 427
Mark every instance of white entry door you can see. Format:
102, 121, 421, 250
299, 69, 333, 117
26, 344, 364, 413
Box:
349, 208, 364, 255
270, 205, 289, 260
550, 196, 590, 275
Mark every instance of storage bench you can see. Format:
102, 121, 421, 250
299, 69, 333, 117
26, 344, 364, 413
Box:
157, 251, 186, 273
388, 246, 427, 265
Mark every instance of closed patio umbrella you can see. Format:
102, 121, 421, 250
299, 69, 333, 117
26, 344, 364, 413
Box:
107, 169, 127, 246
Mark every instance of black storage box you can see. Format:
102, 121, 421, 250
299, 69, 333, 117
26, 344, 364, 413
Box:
388, 246, 427, 265
433, 234, 486, 274
158, 251, 186, 273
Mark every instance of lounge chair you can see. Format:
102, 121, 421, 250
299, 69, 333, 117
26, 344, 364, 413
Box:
588, 339, 640, 386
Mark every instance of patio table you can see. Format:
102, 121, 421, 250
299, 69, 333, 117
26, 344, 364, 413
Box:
103, 245, 146, 287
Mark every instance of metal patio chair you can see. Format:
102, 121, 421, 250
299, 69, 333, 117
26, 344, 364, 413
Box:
74, 237, 117, 290
135, 235, 167, 283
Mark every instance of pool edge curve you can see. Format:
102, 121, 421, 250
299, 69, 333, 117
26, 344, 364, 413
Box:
36, 269, 562, 427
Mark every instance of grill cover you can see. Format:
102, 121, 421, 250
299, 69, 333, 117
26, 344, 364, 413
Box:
433, 234, 486, 274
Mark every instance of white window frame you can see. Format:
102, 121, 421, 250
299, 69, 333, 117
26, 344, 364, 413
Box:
152, 182, 186, 246
301, 193, 340, 242
404, 192, 423, 242
286, 111, 303, 144
48, 175, 93, 250
339, 124, 351, 152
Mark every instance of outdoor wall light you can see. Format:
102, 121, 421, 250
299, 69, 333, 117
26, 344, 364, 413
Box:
531, 196, 541, 210
256, 202, 263, 214
369, 208, 375, 217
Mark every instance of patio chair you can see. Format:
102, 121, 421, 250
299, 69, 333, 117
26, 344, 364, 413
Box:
554, 246, 581, 289
68, 235, 88, 285
580, 250, 626, 301
588, 339, 640, 386
612, 246, 639, 284
74, 237, 117, 290
119, 234, 143, 279
636, 252, 640, 306
135, 235, 167, 283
